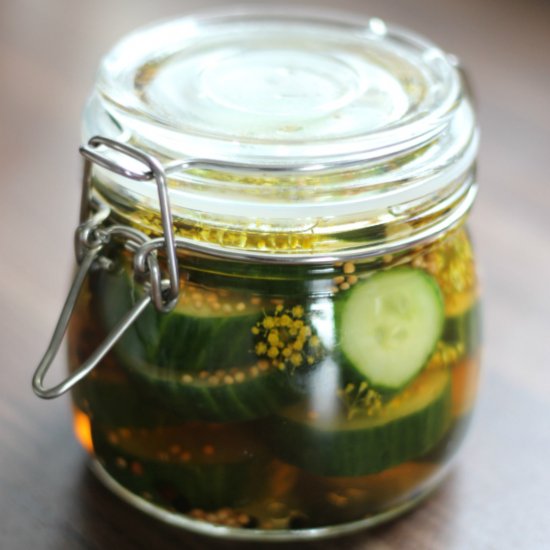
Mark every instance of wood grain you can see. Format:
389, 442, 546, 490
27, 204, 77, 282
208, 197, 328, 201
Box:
1, 0, 549, 548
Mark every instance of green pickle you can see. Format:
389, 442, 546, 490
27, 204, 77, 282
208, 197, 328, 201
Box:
69, 227, 480, 531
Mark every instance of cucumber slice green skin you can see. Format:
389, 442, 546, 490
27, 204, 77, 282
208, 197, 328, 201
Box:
91, 426, 264, 510
442, 302, 481, 358
416, 413, 473, 465
95, 265, 261, 373
72, 377, 185, 428
143, 306, 260, 373
336, 268, 445, 393
268, 369, 452, 477
94, 265, 320, 422
128, 363, 300, 422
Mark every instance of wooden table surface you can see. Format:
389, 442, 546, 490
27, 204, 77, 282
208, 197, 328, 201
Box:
1, 0, 549, 548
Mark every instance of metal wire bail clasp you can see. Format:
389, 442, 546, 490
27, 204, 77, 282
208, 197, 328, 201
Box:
32, 137, 181, 399
31, 241, 153, 400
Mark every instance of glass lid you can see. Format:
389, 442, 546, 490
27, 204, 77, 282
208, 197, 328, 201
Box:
93, 7, 462, 166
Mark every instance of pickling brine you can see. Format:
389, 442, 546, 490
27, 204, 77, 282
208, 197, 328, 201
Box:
69, 226, 479, 532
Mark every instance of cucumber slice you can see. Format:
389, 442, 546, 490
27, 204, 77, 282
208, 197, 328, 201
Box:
94, 267, 300, 421
91, 423, 266, 510
337, 268, 444, 391
268, 367, 451, 477
146, 296, 260, 372
94, 263, 262, 374
72, 375, 184, 428
95, 264, 261, 373
127, 361, 298, 422
442, 302, 481, 358
184, 260, 332, 297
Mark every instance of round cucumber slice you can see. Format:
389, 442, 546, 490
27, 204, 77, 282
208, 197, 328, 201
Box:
442, 301, 481, 358
94, 266, 301, 421
72, 374, 185, 428
127, 361, 299, 422
337, 268, 444, 391
268, 367, 452, 477
94, 263, 261, 373
144, 298, 260, 373
91, 423, 267, 510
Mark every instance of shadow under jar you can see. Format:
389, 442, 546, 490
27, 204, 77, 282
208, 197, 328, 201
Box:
39, 8, 481, 541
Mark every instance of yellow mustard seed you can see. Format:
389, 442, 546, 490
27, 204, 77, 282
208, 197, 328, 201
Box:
327, 492, 348, 507
263, 317, 275, 329
279, 314, 292, 327
343, 262, 356, 274
347, 275, 358, 285
292, 340, 304, 351
202, 445, 215, 456
217, 508, 231, 520
339, 282, 350, 291
235, 372, 246, 383
333, 275, 345, 285
255, 342, 267, 355
236, 302, 246, 312
291, 305, 304, 318
237, 514, 250, 525
224, 375, 235, 385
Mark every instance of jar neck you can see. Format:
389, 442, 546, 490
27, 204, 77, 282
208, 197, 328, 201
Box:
85, 100, 477, 258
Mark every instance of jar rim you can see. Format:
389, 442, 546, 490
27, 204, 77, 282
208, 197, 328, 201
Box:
91, 6, 463, 167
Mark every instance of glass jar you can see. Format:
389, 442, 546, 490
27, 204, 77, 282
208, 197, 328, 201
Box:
33, 8, 480, 541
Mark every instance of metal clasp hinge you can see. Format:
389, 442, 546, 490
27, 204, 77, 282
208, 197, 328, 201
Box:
32, 137, 180, 399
